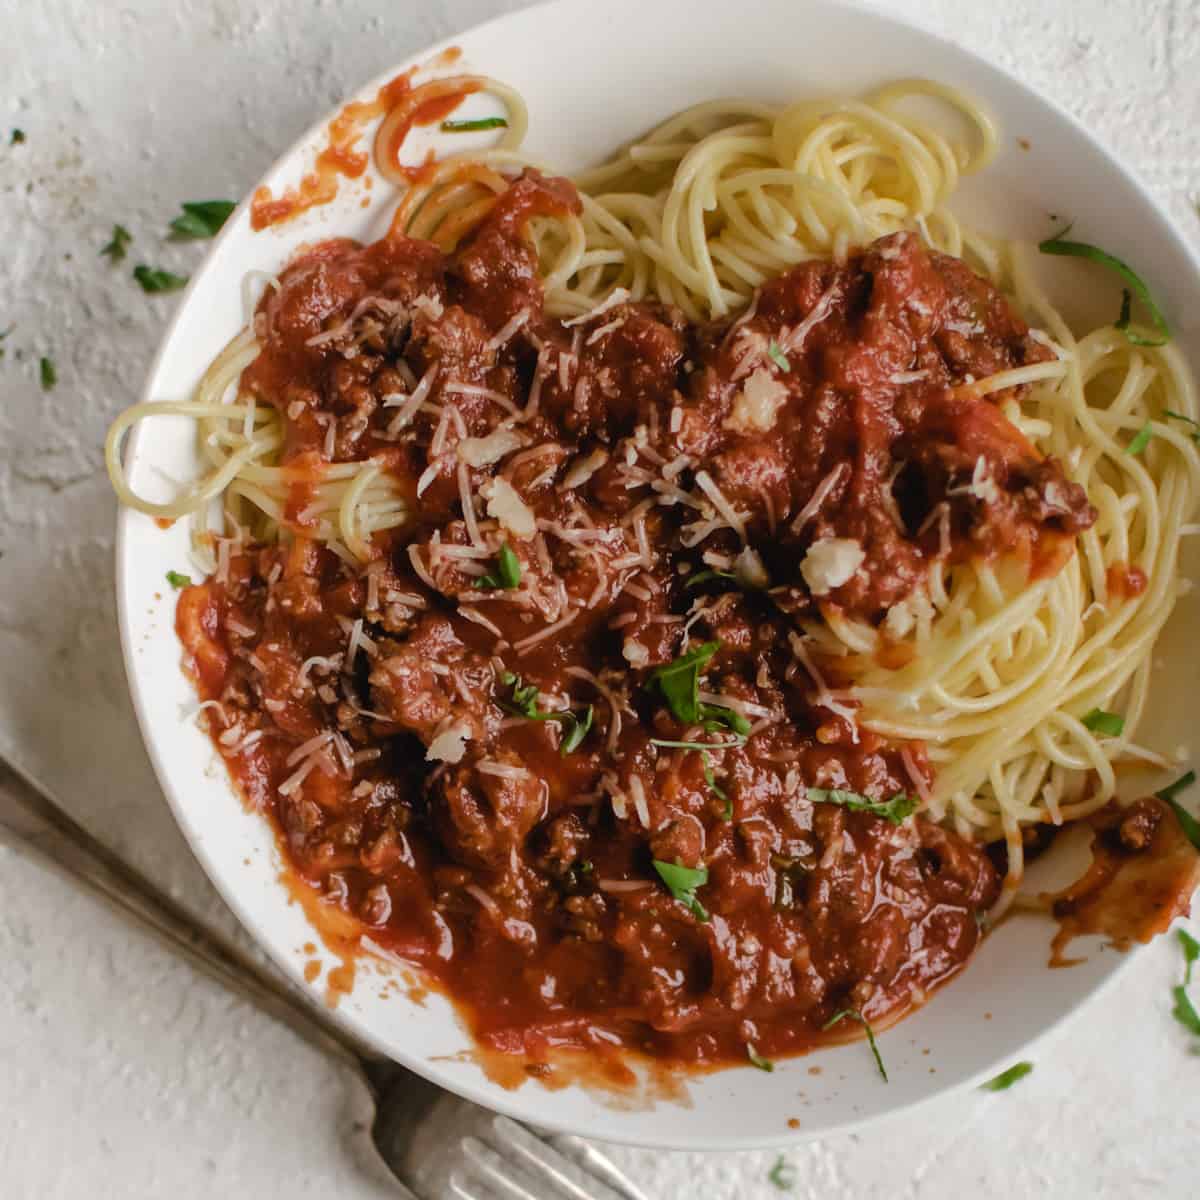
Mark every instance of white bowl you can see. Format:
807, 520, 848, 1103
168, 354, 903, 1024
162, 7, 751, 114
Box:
115, 0, 1200, 1150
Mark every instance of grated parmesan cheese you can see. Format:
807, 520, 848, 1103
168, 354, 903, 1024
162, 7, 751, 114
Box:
725, 367, 788, 433
800, 537, 865, 595
483, 477, 537, 540
457, 428, 524, 467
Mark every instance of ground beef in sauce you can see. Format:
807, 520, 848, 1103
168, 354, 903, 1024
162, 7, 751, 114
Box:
177, 169, 1103, 1068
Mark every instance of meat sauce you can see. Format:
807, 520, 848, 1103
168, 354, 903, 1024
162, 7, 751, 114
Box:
179, 170, 1098, 1071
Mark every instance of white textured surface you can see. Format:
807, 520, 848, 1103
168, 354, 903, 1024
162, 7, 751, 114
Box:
1, 1, 1197, 1196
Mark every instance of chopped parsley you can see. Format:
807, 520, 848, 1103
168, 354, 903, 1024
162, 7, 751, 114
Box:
1165, 410, 1200, 441
165, 570, 193, 589
649, 736, 743, 752
1038, 225, 1170, 347
980, 1061, 1033, 1091
652, 858, 709, 922
133, 265, 189, 294
745, 1043, 774, 1072
1157, 770, 1200, 851
768, 1156, 796, 1191
823, 1009, 888, 1081
39, 356, 55, 390
441, 116, 509, 133
1180, 928, 1199, 987
474, 543, 522, 590
1081, 709, 1125, 736
703, 756, 733, 820
766, 340, 791, 372
683, 568, 737, 590
645, 640, 751, 735
169, 200, 236, 240
806, 787, 917, 826
100, 224, 132, 263
498, 670, 592, 756
1172, 984, 1200, 1038
10, 129, 24, 145
1126, 421, 1154, 456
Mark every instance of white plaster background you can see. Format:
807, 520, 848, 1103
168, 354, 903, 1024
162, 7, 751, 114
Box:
2, 1, 1198, 1196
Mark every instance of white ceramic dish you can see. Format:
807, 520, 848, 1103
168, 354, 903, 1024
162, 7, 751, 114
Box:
115, 0, 1200, 1150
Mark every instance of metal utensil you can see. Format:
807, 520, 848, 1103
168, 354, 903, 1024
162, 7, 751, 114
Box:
0, 753, 652, 1200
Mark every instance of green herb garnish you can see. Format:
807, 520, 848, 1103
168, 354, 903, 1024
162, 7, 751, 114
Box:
980, 1061, 1033, 1091
169, 200, 236, 240
768, 1156, 796, 1191
647, 641, 717, 722
10, 129, 25, 145
823, 1009, 888, 1081
499, 670, 592, 756
1081, 709, 1125, 736
133, 265, 189, 294
766, 340, 791, 372
1038, 225, 1170, 347
474, 543, 522, 590
100, 224, 132, 263
1165, 410, 1200, 441
1157, 771, 1200, 851
1126, 421, 1154, 456
806, 787, 917, 826
650, 736, 744, 752
39, 356, 55, 390
441, 116, 509, 133
652, 858, 709, 922
703, 756, 734, 822
745, 1043, 774, 1072
683, 569, 737, 590
1179, 929, 1199, 987
165, 570, 192, 589
1172, 986, 1200, 1037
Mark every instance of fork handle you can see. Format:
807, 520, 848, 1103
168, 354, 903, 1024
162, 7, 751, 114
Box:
0, 753, 373, 1073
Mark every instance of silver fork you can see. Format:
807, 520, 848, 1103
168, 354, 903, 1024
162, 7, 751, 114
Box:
0, 753, 652, 1200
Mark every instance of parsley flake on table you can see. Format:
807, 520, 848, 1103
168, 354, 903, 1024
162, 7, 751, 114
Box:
1157, 770, 1200, 851
100, 224, 133, 263
169, 200, 236, 239
768, 1156, 796, 1191
39, 356, 56, 390
165, 570, 192, 589
745, 1043, 774, 1072
133, 265, 189, 294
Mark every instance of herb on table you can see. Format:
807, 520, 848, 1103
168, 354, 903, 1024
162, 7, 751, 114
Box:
1081, 709, 1125, 736
441, 116, 509, 133
499, 670, 593, 756
1038, 224, 1170, 347
39, 356, 56, 390
10, 129, 24, 145
823, 1009, 888, 1081
980, 1061, 1034, 1091
1157, 770, 1200, 851
652, 858, 709, 922
768, 1156, 796, 1191
1126, 421, 1153, 457
646, 640, 751, 735
1180, 928, 1199, 987
100, 224, 132, 263
133, 265, 189, 294
474, 543, 522, 590
165, 570, 193, 589
745, 1043, 774, 1072
169, 200, 236, 240
766, 340, 791, 372
806, 787, 917, 826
